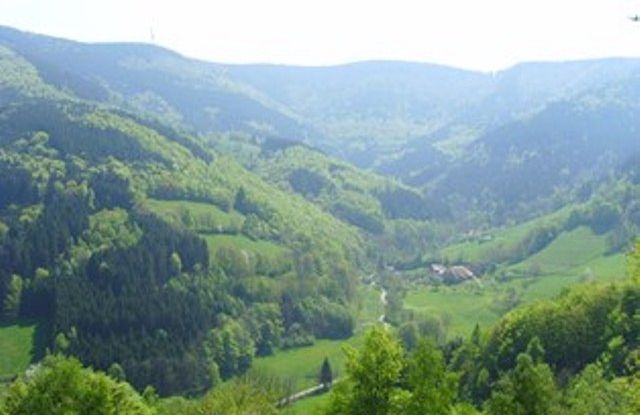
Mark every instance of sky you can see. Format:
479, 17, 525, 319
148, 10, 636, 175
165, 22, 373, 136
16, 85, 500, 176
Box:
2, 0, 640, 71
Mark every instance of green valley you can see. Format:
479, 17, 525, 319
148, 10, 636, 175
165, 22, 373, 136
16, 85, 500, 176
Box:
0, 21, 638, 415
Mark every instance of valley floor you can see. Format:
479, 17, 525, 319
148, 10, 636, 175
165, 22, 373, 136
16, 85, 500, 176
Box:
405, 225, 628, 338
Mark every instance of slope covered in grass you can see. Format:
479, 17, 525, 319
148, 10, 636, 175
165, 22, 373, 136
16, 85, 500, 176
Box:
438, 206, 571, 264
0, 319, 47, 379
146, 199, 245, 234
512, 226, 609, 275
203, 234, 288, 260
252, 337, 362, 391
404, 286, 502, 338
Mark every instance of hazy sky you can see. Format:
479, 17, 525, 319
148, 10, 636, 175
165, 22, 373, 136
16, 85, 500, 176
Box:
3, 0, 640, 71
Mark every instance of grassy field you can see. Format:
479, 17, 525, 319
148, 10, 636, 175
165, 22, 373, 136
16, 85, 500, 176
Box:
576, 252, 627, 282
0, 319, 46, 379
202, 234, 288, 260
404, 285, 502, 337
504, 226, 626, 301
511, 226, 608, 274
508, 252, 627, 302
438, 207, 571, 264
147, 199, 244, 233
439, 222, 535, 263
289, 392, 331, 414
252, 336, 362, 391
148, 198, 291, 263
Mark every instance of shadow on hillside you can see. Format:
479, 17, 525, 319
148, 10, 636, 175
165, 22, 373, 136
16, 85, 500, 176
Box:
30, 318, 51, 363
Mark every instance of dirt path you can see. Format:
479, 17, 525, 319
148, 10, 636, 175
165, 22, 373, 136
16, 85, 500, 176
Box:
378, 286, 388, 323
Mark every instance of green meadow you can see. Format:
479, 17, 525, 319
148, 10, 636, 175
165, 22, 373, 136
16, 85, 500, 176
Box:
289, 392, 330, 414
438, 207, 571, 264
252, 337, 361, 391
0, 319, 47, 380
512, 226, 609, 274
404, 285, 502, 338
202, 234, 288, 260
146, 199, 245, 233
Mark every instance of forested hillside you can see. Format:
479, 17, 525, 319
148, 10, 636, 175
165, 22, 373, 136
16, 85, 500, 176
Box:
220, 142, 446, 260
0, 46, 367, 395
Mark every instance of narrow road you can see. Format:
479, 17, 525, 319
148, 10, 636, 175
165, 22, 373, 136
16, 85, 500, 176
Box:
378, 286, 388, 323
371, 280, 388, 326
277, 378, 345, 407
277, 383, 326, 407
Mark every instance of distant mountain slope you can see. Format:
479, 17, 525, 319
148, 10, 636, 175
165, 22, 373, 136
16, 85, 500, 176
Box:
223, 61, 488, 162
0, 26, 311, 140
426, 86, 640, 225
3, 25, 640, 169
224, 58, 640, 163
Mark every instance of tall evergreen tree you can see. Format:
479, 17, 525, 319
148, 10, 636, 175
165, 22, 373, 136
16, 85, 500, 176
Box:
319, 357, 333, 389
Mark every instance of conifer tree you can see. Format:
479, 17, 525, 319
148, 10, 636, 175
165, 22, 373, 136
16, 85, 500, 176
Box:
319, 357, 333, 389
